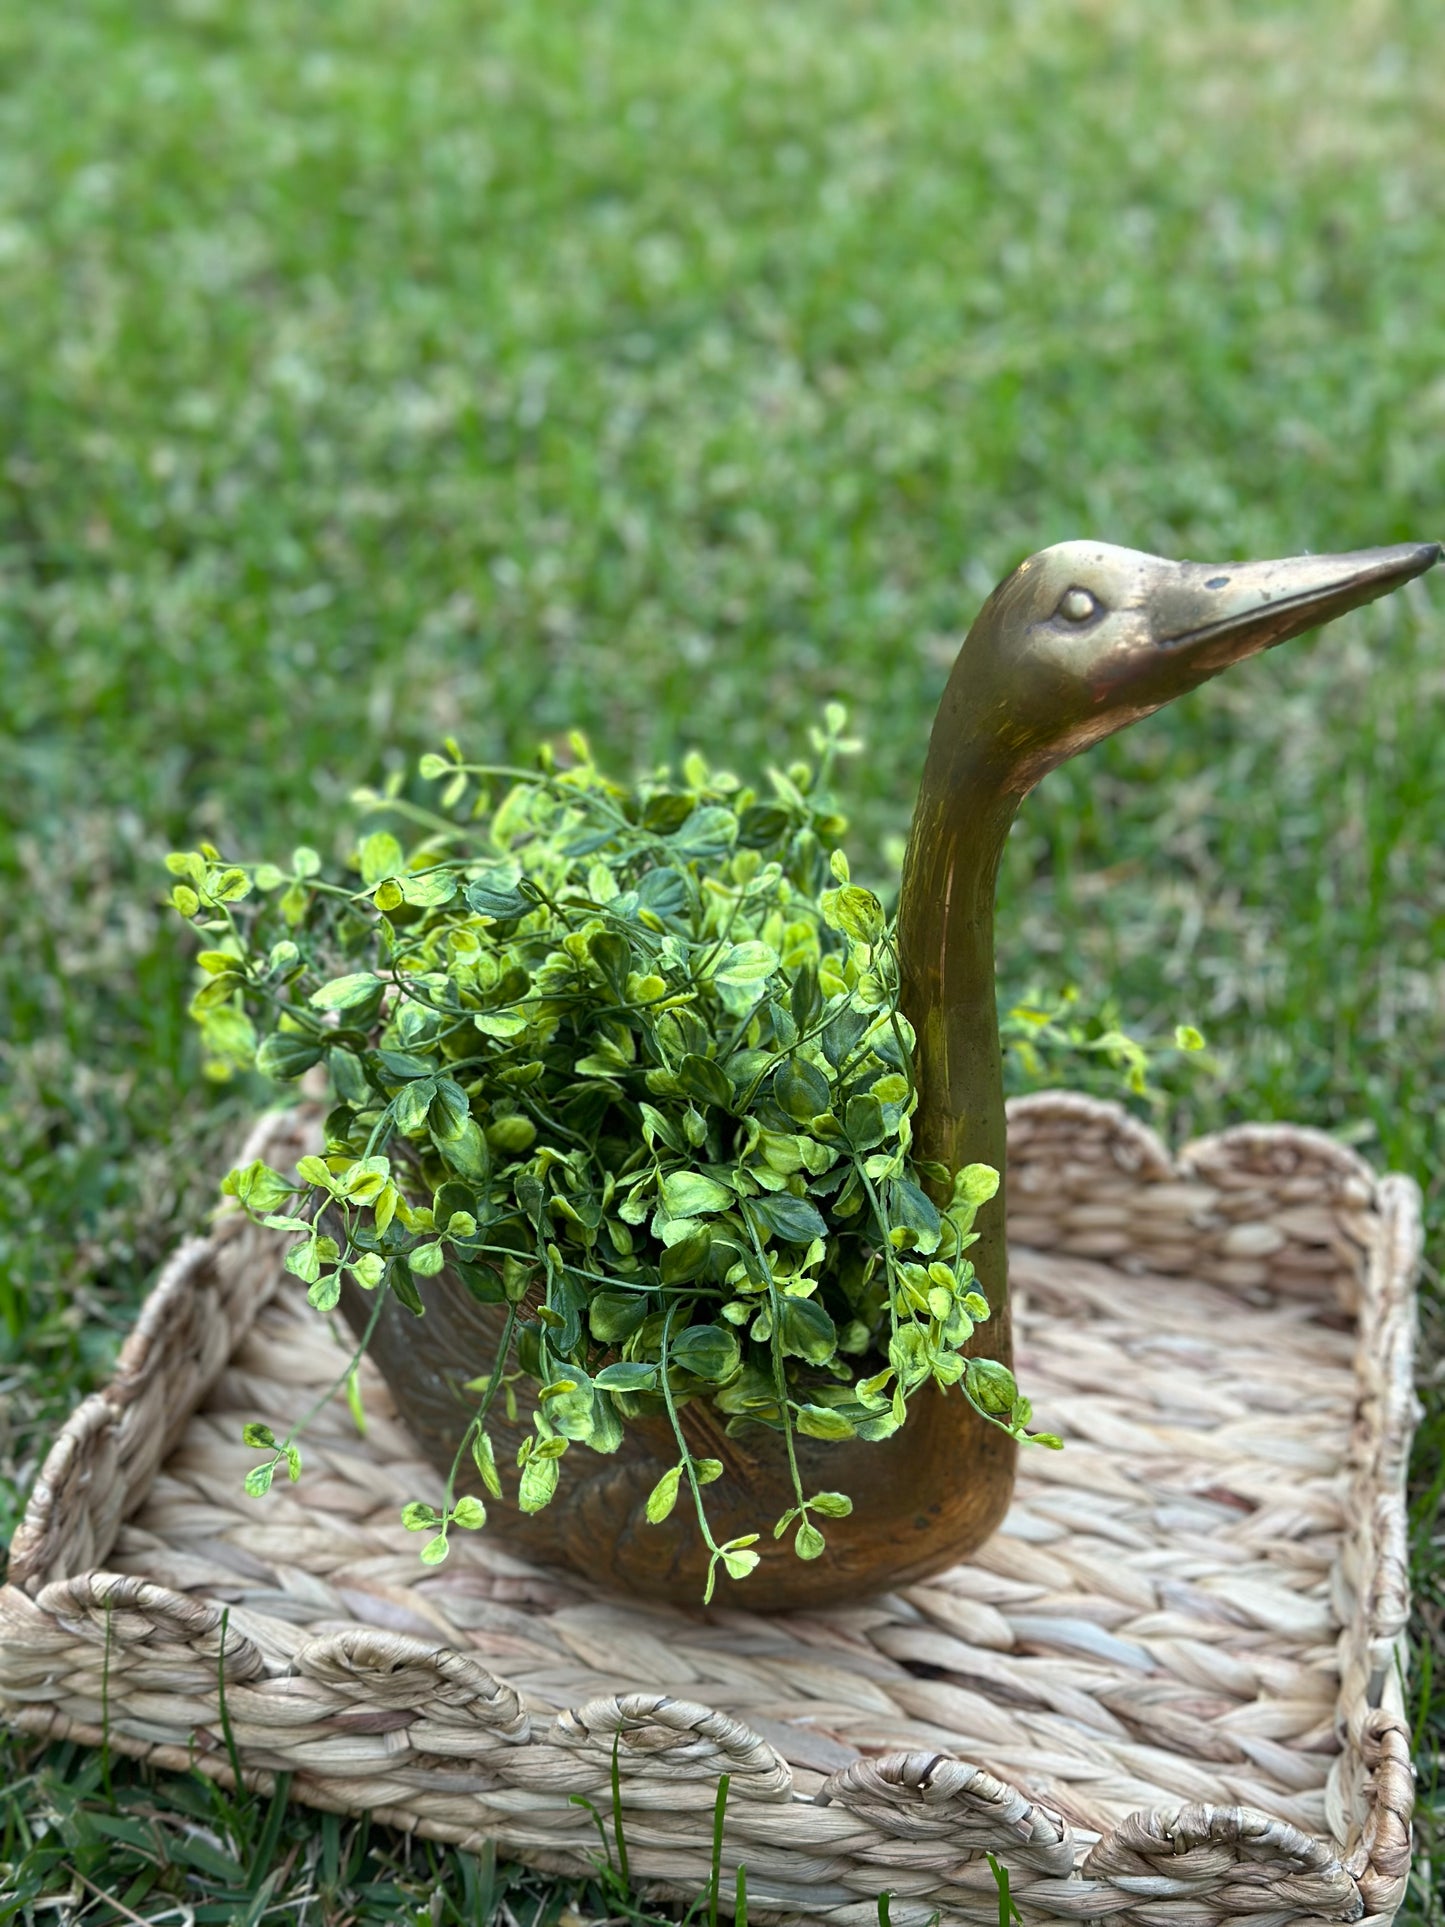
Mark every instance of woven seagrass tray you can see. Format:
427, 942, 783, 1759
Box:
0, 1094, 1422, 1927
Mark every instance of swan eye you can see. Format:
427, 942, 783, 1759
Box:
1057, 588, 1098, 623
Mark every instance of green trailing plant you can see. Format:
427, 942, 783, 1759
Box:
172, 710, 1099, 1598
1001, 988, 1205, 1103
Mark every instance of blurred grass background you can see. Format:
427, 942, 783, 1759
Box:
2, 0, 1442, 1919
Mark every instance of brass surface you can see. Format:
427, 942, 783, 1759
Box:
339, 1268, 1016, 1609
348, 537, 1439, 1607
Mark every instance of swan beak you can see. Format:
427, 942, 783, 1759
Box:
1149, 540, 1440, 673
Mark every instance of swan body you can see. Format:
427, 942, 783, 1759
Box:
350, 537, 1439, 1606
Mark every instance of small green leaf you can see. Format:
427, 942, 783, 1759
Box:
793, 1402, 856, 1440
774, 1057, 831, 1122
1175, 1024, 1205, 1051
824, 884, 884, 943
587, 929, 631, 995
671, 804, 737, 859
889, 1176, 941, 1251
638, 1102, 684, 1153
429, 1078, 471, 1138
402, 869, 459, 908
794, 1520, 826, 1560
474, 1009, 528, 1039
778, 1294, 837, 1364
953, 1163, 1000, 1207
808, 1490, 853, 1518
471, 1430, 503, 1498
589, 1291, 650, 1343
309, 972, 384, 1012
677, 1053, 733, 1109
420, 1533, 451, 1565
222, 1161, 295, 1215
670, 1323, 740, 1382
285, 1238, 323, 1285
844, 1093, 886, 1151
257, 1031, 325, 1081
340, 1155, 390, 1202
713, 940, 779, 987
660, 1224, 714, 1284
518, 1454, 561, 1513
750, 1191, 827, 1245
401, 1502, 440, 1531
307, 1271, 342, 1312
444, 1117, 491, 1179
720, 1541, 760, 1581
242, 1422, 277, 1449
964, 1357, 1019, 1416
346, 1365, 367, 1435
486, 1113, 536, 1151
645, 1465, 682, 1524
465, 867, 531, 920
661, 1171, 733, 1217
244, 1464, 275, 1499
451, 1495, 487, 1529
594, 1360, 660, 1392
358, 831, 404, 885
212, 867, 253, 903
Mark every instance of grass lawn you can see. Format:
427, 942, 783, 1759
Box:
2, 0, 1443, 1918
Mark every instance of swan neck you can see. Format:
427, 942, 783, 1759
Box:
897, 731, 1021, 1316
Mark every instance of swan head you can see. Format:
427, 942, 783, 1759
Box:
958, 538, 1440, 793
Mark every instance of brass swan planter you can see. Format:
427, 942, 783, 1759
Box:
343, 538, 1438, 1608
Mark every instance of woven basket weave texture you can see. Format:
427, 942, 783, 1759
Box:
0, 1094, 1421, 1927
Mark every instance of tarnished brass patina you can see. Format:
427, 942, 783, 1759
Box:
347, 538, 1438, 1608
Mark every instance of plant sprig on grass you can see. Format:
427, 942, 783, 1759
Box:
172, 707, 1058, 1591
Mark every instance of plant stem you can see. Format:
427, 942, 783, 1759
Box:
440, 1300, 519, 1515
658, 1300, 723, 1561
283, 1281, 391, 1451
740, 1206, 809, 1522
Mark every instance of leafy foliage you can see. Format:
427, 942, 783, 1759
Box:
178, 710, 1054, 1596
